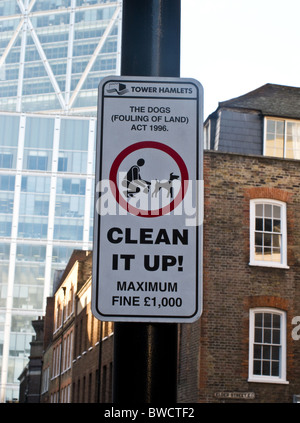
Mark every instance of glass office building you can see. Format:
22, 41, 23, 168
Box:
0, 0, 121, 402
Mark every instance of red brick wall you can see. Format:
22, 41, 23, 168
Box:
178, 151, 300, 403
72, 303, 114, 403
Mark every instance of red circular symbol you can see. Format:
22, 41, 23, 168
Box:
109, 141, 189, 217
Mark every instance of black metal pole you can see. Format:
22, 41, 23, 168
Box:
112, 0, 181, 404
120, 0, 181, 77
113, 0, 181, 404
113, 322, 178, 403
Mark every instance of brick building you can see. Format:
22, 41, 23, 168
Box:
20, 83, 300, 403
177, 84, 300, 403
72, 277, 113, 403
40, 250, 89, 403
39, 297, 54, 403
38, 249, 113, 403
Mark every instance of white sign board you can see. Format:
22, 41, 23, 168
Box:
92, 76, 203, 323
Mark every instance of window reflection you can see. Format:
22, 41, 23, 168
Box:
0, 192, 14, 214
286, 121, 300, 159
57, 151, 87, 173
11, 315, 37, 333
0, 215, 12, 237
0, 243, 10, 260
0, 175, 15, 191
0, 264, 9, 307
16, 244, 46, 262
15, 263, 45, 286
54, 177, 85, 240
13, 285, 44, 309
0, 152, 14, 168
23, 117, 54, 170
18, 216, 48, 239
20, 193, 50, 216
21, 176, 51, 193
265, 119, 284, 158
9, 332, 32, 357
0, 115, 19, 147
55, 195, 85, 217
53, 218, 84, 240
265, 118, 300, 159
23, 150, 51, 171
252, 311, 282, 378
52, 246, 75, 263
254, 203, 282, 263
24, 117, 54, 148
56, 177, 86, 194
59, 119, 88, 150
58, 119, 89, 173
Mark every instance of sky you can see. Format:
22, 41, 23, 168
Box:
181, 0, 300, 119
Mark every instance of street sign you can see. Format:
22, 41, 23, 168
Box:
92, 76, 203, 322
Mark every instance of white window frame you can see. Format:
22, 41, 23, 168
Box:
264, 117, 300, 159
249, 199, 288, 268
248, 308, 288, 384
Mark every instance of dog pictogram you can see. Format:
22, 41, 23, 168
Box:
152, 172, 179, 198
122, 159, 179, 200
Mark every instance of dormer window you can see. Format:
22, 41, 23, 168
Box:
265, 118, 300, 159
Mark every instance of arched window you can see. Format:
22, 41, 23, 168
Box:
248, 308, 287, 384
249, 199, 288, 268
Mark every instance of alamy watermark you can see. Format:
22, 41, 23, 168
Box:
292, 316, 300, 340
95, 176, 204, 227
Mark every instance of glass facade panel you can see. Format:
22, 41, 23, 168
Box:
21, 176, 51, 193
24, 117, 54, 148
0, 243, 10, 261
23, 150, 52, 171
58, 120, 89, 172
16, 244, 46, 262
23, 118, 54, 170
0, 314, 5, 333
18, 216, 48, 239
0, 1, 19, 16
0, 116, 19, 171
0, 175, 15, 191
13, 285, 44, 309
53, 218, 84, 241
0, 115, 19, 146
52, 246, 76, 264
0, 188, 14, 214
11, 315, 36, 333
56, 177, 86, 195
58, 151, 87, 173
0, 265, 9, 307
0, 215, 12, 237
4, 314, 39, 389
55, 195, 85, 217
0, 0, 120, 114
59, 119, 89, 150
0, 0, 120, 402
32, 0, 71, 12
73, 91, 98, 109
0, 330, 3, 356
15, 263, 45, 287
20, 193, 50, 216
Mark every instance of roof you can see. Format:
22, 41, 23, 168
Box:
218, 83, 300, 120
52, 249, 92, 294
